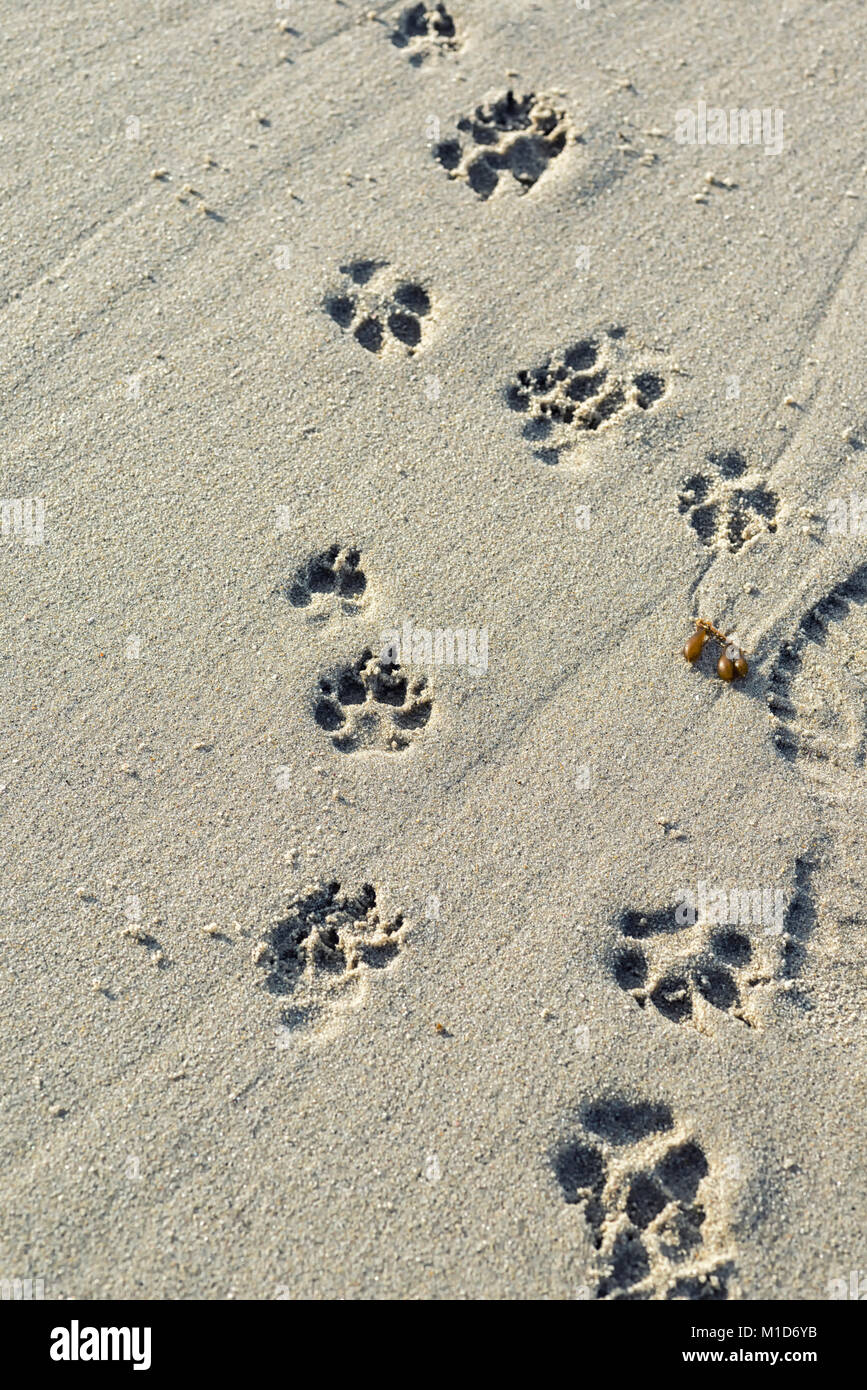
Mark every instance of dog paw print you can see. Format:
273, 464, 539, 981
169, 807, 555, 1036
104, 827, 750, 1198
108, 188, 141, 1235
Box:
254, 881, 406, 1032
276, 545, 367, 619
323, 259, 432, 355
678, 450, 779, 552
390, 3, 458, 64
552, 1099, 734, 1300
504, 327, 668, 462
610, 906, 774, 1030
314, 647, 433, 753
433, 90, 573, 199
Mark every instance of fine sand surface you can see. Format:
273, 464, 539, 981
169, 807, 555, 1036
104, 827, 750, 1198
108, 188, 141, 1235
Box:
1, 0, 865, 1300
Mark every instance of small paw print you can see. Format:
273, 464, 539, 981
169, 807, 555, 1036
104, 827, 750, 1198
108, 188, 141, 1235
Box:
389, 3, 459, 65
314, 648, 433, 753
255, 881, 407, 1033
505, 328, 668, 462
678, 450, 779, 552
324, 260, 432, 355
611, 907, 772, 1030
552, 1098, 735, 1300
277, 545, 367, 617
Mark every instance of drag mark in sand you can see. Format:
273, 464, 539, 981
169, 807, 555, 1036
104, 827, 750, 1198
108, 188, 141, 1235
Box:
768, 561, 867, 792
766, 565, 867, 946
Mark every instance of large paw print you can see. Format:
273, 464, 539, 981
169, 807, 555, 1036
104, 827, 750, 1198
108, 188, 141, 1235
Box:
552, 1099, 734, 1300
276, 545, 367, 619
678, 450, 779, 553
254, 881, 406, 1032
314, 647, 433, 753
608, 906, 772, 1028
433, 90, 573, 199
611, 907, 773, 1030
504, 328, 668, 462
324, 259, 432, 355
389, 3, 458, 64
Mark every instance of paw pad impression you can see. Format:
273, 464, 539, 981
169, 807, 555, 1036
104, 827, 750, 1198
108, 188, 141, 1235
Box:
678, 450, 779, 553
505, 327, 668, 461
390, 3, 459, 64
324, 260, 432, 355
552, 1098, 735, 1300
277, 545, 367, 616
434, 90, 573, 199
254, 881, 407, 1033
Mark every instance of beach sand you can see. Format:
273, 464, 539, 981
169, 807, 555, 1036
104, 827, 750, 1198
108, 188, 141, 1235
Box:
1, 0, 865, 1299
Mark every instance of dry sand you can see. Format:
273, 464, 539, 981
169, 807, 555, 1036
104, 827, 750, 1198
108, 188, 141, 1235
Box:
1, 0, 865, 1300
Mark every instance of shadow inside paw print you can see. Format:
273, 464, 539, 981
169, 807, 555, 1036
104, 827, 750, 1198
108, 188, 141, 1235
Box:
778, 856, 819, 984
277, 545, 367, 617
390, 3, 458, 64
255, 881, 406, 1030
678, 450, 779, 552
767, 571, 867, 990
434, 89, 572, 199
610, 905, 775, 1029
504, 328, 668, 461
552, 1099, 733, 1300
324, 260, 432, 354
314, 648, 433, 753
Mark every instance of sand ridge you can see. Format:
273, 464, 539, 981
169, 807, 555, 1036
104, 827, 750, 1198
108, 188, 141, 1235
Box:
0, 0, 865, 1300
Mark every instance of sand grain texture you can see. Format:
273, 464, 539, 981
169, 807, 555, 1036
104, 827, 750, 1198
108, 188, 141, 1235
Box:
1, 0, 865, 1299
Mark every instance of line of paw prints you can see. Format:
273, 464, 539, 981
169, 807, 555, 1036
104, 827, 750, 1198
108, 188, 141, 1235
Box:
389, 3, 458, 64
552, 1099, 733, 1300
324, 259, 432, 355
433, 90, 573, 199
504, 330, 668, 461
314, 648, 433, 753
678, 450, 779, 553
611, 909, 772, 1030
276, 545, 367, 619
253, 881, 406, 1031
